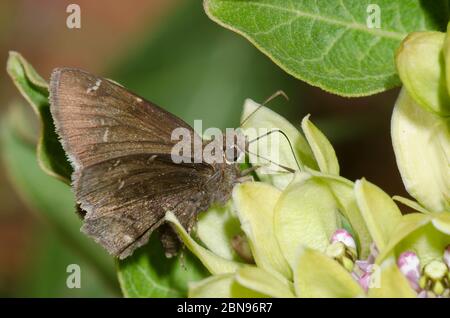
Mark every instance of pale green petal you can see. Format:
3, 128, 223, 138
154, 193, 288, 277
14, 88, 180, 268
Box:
301, 115, 339, 175
368, 256, 416, 298
309, 171, 372, 258
393, 196, 431, 214
355, 179, 402, 251
241, 99, 317, 189
391, 88, 450, 212
165, 211, 242, 275
232, 182, 291, 279
396, 31, 450, 116
188, 274, 267, 298
196, 201, 242, 261
274, 173, 340, 268
377, 213, 431, 263
431, 212, 450, 234
189, 274, 235, 298
294, 247, 364, 298
235, 266, 295, 298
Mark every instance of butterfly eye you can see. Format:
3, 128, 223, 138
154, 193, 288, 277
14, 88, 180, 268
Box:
224, 146, 235, 163
223, 129, 246, 164
225, 145, 245, 164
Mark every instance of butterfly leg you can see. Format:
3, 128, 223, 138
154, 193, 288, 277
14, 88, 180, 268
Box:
158, 224, 181, 258
160, 198, 200, 258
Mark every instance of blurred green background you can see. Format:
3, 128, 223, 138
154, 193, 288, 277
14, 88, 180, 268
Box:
0, 0, 406, 297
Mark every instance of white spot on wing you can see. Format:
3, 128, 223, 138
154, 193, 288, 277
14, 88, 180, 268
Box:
87, 79, 102, 93
136, 97, 142, 103
147, 155, 157, 164
118, 180, 125, 190
123, 234, 133, 243
102, 128, 109, 142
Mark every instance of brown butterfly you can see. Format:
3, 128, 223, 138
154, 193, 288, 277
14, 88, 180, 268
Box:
50, 68, 249, 259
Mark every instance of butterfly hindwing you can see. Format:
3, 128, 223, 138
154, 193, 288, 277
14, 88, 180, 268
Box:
77, 154, 215, 258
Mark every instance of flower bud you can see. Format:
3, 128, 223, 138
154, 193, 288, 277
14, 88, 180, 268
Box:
421, 260, 449, 296
396, 31, 450, 116
331, 229, 356, 250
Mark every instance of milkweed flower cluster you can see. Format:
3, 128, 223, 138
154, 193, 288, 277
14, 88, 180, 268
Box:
165, 26, 450, 298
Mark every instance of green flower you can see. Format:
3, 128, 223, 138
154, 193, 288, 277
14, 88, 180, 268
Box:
166, 177, 368, 298
366, 28, 450, 297
394, 29, 450, 213
239, 98, 319, 189
166, 82, 450, 297
363, 193, 450, 297
347, 156, 449, 298
392, 88, 450, 213
164, 105, 403, 297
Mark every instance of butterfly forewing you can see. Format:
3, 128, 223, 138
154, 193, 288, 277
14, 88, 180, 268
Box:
50, 68, 217, 258
50, 68, 197, 168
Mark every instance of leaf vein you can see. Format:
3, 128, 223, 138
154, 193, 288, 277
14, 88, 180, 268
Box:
238, 1, 405, 40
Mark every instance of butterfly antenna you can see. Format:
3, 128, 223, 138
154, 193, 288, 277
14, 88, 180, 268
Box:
246, 128, 302, 172
263, 90, 289, 105
246, 149, 296, 173
240, 90, 289, 127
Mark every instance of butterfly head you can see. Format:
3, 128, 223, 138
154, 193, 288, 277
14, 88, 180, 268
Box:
223, 129, 248, 165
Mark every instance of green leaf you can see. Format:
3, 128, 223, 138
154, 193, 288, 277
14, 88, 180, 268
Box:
117, 235, 208, 298
204, 0, 449, 96
113, 2, 311, 131
6, 51, 72, 182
